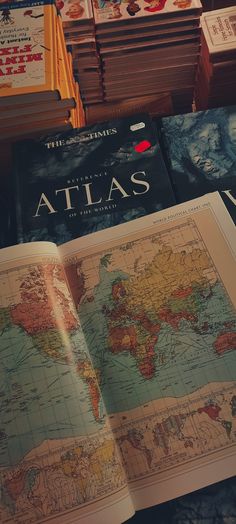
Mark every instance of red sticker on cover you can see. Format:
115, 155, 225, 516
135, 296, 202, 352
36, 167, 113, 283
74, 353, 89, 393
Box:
134, 140, 152, 153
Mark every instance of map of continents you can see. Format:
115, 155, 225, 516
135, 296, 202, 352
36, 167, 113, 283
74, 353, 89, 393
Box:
0, 260, 130, 522
66, 218, 236, 414
0, 261, 105, 470
64, 217, 236, 479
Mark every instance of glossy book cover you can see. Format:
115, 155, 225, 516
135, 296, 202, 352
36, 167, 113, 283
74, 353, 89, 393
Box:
13, 113, 176, 244
92, 0, 202, 25
160, 105, 236, 224
0, 0, 57, 97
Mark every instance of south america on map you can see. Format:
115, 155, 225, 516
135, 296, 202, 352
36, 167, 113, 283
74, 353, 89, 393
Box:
0, 255, 127, 523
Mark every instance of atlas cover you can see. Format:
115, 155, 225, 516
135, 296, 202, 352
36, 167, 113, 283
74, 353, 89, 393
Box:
13, 113, 176, 245
160, 105, 236, 224
0, 0, 58, 98
201, 6, 236, 56
92, 0, 202, 26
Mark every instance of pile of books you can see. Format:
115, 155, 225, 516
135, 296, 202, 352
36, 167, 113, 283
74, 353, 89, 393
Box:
0, 0, 85, 140
59, 0, 103, 105
195, 6, 236, 110
59, 0, 202, 119
92, 0, 202, 115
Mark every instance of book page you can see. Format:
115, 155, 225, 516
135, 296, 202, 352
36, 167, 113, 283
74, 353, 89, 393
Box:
60, 192, 236, 510
0, 242, 133, 524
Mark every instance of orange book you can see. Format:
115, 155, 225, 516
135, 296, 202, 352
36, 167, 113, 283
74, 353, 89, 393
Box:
0, 0, 61, 100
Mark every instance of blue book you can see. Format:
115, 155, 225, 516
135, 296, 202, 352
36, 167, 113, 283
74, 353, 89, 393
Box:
13, 113, 176, 244
160, 105, 236, 224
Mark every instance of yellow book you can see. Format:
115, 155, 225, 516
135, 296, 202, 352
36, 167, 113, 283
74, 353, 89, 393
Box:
0, 0, 61, 100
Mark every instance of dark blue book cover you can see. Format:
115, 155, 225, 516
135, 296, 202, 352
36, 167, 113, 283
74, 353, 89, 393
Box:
160, 105, 236, 224
13, 113, 176, 245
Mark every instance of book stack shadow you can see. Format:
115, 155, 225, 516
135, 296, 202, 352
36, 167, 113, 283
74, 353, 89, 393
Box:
195, 6, 236, 110
0, 0, 85, 141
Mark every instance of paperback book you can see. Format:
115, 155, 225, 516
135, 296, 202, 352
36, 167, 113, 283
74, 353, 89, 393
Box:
0, 192, 236, 524
160, 104, 236, 223
13, 113, 176, 245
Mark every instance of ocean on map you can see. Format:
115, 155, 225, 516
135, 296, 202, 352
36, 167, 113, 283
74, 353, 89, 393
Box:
79, 272, 236, 414
0, 325, 104, 467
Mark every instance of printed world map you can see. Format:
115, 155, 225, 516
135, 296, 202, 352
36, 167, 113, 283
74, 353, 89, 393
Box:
0, 260, 125, 523
66, 218, 236, 477
0, 216, 236, 522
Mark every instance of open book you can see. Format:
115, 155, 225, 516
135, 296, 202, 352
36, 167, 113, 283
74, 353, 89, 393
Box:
0, 192, 236, 524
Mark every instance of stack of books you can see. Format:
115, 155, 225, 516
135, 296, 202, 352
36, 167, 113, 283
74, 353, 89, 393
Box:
0, 0, 85, 140
59, 0, 104, 105
91, 0, 202, 115
195, 6, 236, 110
58, 0, 202, 117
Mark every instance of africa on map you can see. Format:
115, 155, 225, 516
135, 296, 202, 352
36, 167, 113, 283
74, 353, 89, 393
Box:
65, 217, 236, 479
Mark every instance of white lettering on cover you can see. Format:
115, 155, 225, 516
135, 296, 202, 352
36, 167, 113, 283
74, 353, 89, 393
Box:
83, 183, 102, 206
33, 193, 57, 217
222, 189, 236, 206
33, 171, 150, 216
55, 186, 79, 210
131, 171, 150, 194
107, 178, 130, 201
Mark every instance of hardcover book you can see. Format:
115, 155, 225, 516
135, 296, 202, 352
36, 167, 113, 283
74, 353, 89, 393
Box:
13, 113, 176, 245
0, 192, 236, 524
160, 105, 236, 224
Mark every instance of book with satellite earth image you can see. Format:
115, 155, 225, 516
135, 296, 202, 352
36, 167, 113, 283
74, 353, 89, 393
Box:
160, 104, 236, 224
